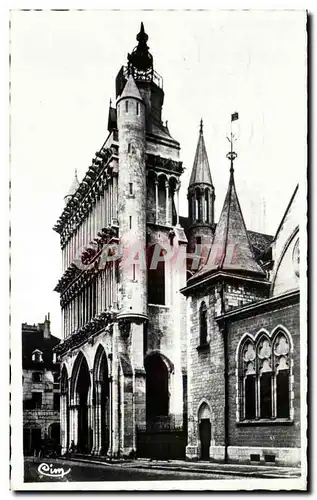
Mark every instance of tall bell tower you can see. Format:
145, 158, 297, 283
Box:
115, 22, 187, 455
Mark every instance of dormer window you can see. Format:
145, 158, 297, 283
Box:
32, 349, 43, 363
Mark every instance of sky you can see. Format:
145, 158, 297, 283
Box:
10, 10, 306, 337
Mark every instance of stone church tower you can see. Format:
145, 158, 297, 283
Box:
53, 23, 188, 458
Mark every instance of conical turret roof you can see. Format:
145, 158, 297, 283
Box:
64, 169, 79, 201
193, 166, 266, 279
189, 120, 213, 186
212, 168, 265, 276
119, 74, 143, 101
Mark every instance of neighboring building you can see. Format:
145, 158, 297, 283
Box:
22, 314, 61, 455
52, 23, 301, 465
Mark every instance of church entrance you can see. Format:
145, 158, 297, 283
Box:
199, 419, 211, 460
136, 353, 186, 460
145, 353, 169, 421
76, 356, 91, 453
198, 402, 212, 461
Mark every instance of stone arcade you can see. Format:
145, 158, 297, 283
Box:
53, 24, 301, 465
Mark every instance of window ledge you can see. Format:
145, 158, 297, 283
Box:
237, 418, 293, 426
196, 343, 209, 352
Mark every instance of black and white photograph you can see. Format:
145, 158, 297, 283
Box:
9, 8, 307, 491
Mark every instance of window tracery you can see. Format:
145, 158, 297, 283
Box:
238, 329, 291, 421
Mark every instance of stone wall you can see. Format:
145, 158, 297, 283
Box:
186, 277, 268, 461
186, 285, 225, 460
23, 368, 60, 446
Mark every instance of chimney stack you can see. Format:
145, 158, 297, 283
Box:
43, 312, 51, 339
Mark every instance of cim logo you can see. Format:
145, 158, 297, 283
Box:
38, 462, 71, 479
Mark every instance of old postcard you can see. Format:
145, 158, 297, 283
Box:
10, 8, 307, 491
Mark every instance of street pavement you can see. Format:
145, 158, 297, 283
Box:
24, 456, 301, 484
24, 457, 244, 482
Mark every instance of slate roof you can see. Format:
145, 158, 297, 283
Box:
187, 166, 267, 281
22, 323, 60, 370
179, 217, 273, 257
119, 74, 143, 101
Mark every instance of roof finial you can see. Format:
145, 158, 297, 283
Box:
200, 118, 203, 134
226, 112, 239, 175
128, 22, 153, 73
137, 22, 148, 43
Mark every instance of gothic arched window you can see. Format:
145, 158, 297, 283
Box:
204, 189, 210, 223
195, 189, 202, 222
241, 340, 256, 420
238, 329, 291, 421
274, 332, 291, 418
199, 302, 208, 346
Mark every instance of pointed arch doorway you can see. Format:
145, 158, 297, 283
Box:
73, 354, 91, 453
198, 402, 211, 461
93, 345, 110, 455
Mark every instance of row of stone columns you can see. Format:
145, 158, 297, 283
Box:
61, 386, 111, 455
62, 176, 118, 272
63, 265, 117, 339
189, 187, 214, 225
153, 179, 180, 226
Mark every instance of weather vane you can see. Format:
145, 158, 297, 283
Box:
226, 112, 239, 172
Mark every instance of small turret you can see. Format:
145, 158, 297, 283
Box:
116, 75, 147, 321
187, 120, 215, 253
64, 169, 79, 205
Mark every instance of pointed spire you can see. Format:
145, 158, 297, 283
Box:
210, 167, 265, 276
119, 74, 143, 101
189, 120, 213, 186
64, 169, 79, 203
